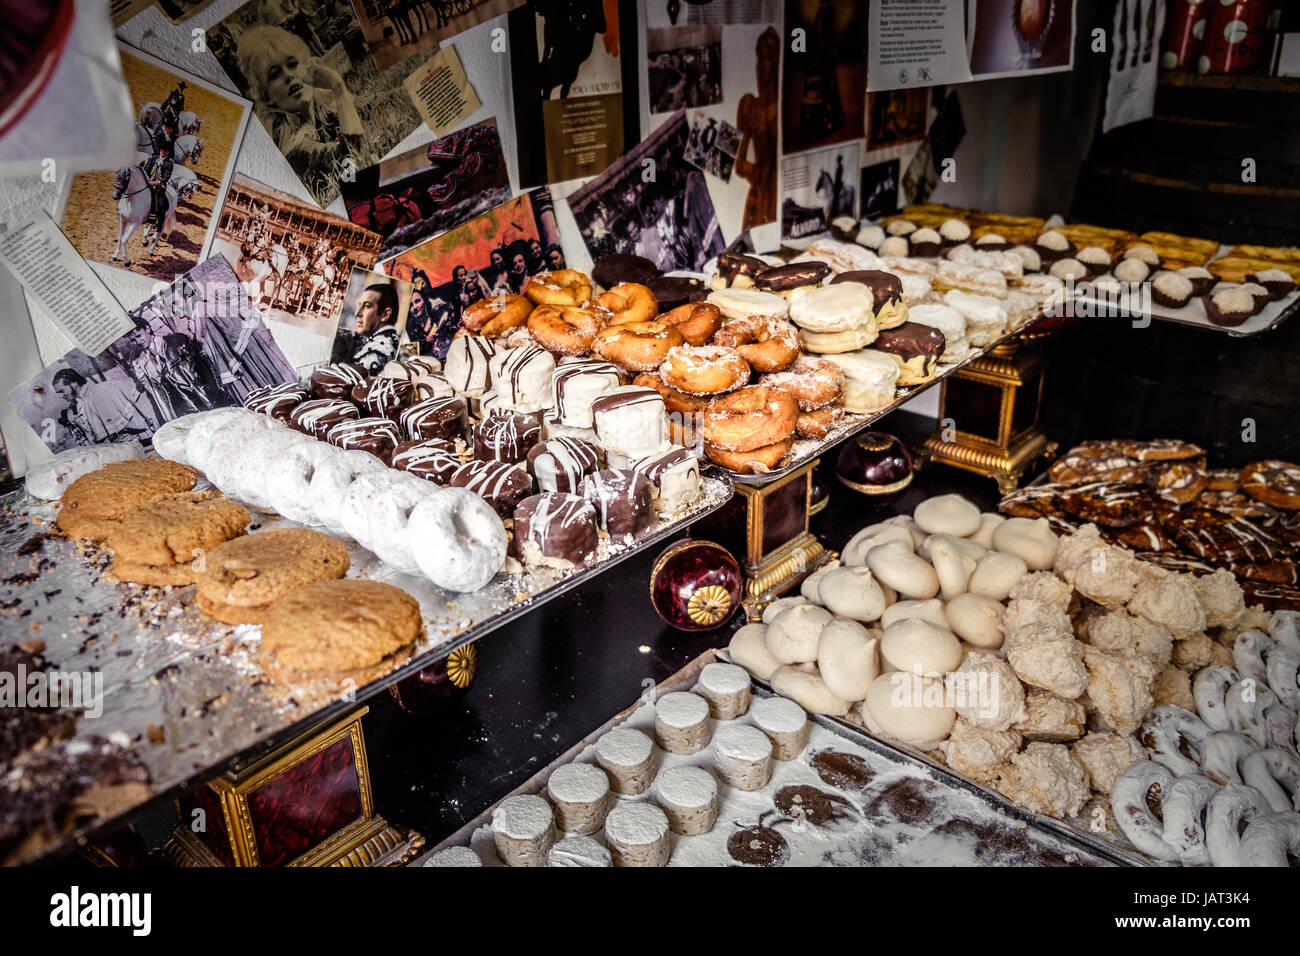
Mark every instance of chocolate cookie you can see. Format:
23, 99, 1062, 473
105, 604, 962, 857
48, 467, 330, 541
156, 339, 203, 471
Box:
1047, 452, 1140, 487
1115, 438, 1205, 462
260, 579, 422, 686
592, 253, 660, 290
1240, 460, 1300, 510
755, 261, 830, 292
1196, 488, 1276, 520
998, 484, 1065, 518
647, 275, 707, 311
1203, 469, 1240, 492
1167, 508, 1287, 563
1112, 522, 1179, 552
1058, 482, 1165, 528
1239, 580, 1300, 612
56, 458, 199, 541
1229, 559, 1300, 586
194, 529, 350, 623
1142, 460, 1208, 505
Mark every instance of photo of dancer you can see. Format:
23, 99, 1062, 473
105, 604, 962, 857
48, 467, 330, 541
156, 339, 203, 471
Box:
385, 189, 565, 359
330, 268, 412, 373
7, 257, 295, 454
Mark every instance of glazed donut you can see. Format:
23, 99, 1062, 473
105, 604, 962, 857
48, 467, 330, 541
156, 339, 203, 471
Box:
658, 302, 722, 345
703, 437, 794, 474
1265, 702, 1298, 751
525, 269, 592, 307
758, 355, 844, 411
1233, 629, 1274, 687
407, 487, 508, 592
1139, 705, 1211, 776
660, 345, 751, 396
1206, 783, 1270, 866
1226, 679, 1278, 747
463, 293, 531, 336
699, 385, 798, 452
1266, 645, 1300, 709
1240, 811, 1300, 866
795, 405, 845, 439
1200, 731, 1254, 785
1162, 774, 1220, 866
1110, 761, 1180, 862
711, 315, 801, 373
1193, 665, 1239, 731
592, 320, 684, 372
527, 304, 601, 356
1242, 749, 1300, 812
592, 282, 657, 325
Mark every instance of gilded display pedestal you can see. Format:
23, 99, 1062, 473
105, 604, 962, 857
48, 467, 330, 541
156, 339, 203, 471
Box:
921, 340, 1055, 493
161, 706, 423, 867
690, 459, 833, 619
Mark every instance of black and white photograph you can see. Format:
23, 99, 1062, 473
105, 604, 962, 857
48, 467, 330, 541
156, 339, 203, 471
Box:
386, 189, 565, 359
351, 0, 528, 71
568, 112, 724, 272
6, 257, 295, 454
208, 0, 432, 207
213, 173, 382, 340
859, 158, 900, 221
781, 140, 859, 239
684, 111, 740, 182
329, 267, 412, 372
646, 25, 722, 114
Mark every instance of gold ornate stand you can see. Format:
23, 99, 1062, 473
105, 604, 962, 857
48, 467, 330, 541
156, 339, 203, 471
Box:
921, 340, 1056, 493
160, 706, 423, 867
691, 459, 834, 619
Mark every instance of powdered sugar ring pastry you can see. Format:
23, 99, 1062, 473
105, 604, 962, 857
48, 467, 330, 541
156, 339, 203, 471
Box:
787, 282, 873, 333
150, 413, 208, 466
203, 415, 289, 503
706, 286, 790, 321
1139, 705, 1210, 776
1161, 774, 1219, 865
307, 448, 389, 537
263, 441, 337, 525
27, 441, 147, 500
699, 385, 798, 452
1110, 761, 1179, 862
182, 408, 263, 474
406, 487, 507, 592
1200, 730, 1253, 785
1242, 749, 1300, 813
1206, 783, 1270, 866
1192, 665, 1238, 731
1239, 811, 1300, 866
338, 471, 436, 573
1225, 679, 1277, 747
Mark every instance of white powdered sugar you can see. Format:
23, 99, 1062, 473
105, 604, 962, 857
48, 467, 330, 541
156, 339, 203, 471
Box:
605, 802, 669, 845
546, 762, 610, 804
655, 691, 710, 728
749, 696, 808, 735
548, 834, 612, 867
422, 845, 482, 867
492, 794, 553, 840
596, 727, 653, 766
655, 765, 718, 808
713, 724, 773, 762
698, 662, 751, 695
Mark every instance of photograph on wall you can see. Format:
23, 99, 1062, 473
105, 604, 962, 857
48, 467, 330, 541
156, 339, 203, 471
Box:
340, 119, 511, 260
642, 0, 782, 28
781, 0, 867, 153
508, 0, 623, 187
54, 44, 249, 283
684, 111, 740, 182
568, 112, 724, 272
349, 0, 526, 71
330, 267, 412, 372
860, 158, 900, 221
781, 140, 859, 240
731, 25, 781, 230
866, 88, 929, 151
7, 257, 295, 454
385, 189, 565, 359
969, 0, 1076, 79
155, 0, 218, 22
213, 174, 382, 341
647, 25, 722, 114
208, 1, 432, 207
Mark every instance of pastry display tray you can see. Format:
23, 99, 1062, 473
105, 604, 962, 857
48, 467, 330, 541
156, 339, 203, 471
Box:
729, 313, 1051, 488
1072, 286, 1299, 337
420, 649, 1142, 867
716, 650, 1158, 867
0, 468, 733, 865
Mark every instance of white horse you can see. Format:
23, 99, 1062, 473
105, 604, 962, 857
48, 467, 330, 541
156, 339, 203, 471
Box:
236, 237, 289, 308
178, 110, 200, 134
303, 252, 336, 314
109, 165, 198, 266
173, 134, 204, 167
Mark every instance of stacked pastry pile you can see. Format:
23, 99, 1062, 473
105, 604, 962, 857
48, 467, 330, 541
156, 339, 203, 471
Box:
1110, 611, 1299, 867
876, 203, 1297, 328
1002, 439, 1300, 610
726, 492, 1276, 835
42, 453, 424, 687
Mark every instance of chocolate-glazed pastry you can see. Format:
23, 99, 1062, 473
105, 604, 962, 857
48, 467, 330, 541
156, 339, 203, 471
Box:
309, 362, 367, 400
511, 492, 599, 569
450, 460, 533, 519
473, 412, 542, 464
326, 416, 401, 463
392, 438, 461, 484
831, 269, 907, 328
400, 396, 468, 442
244, 382, 309, 421
647, 275, 707, 311
632, 447, 701, 513
593, 253, 660, 289
871, 322, 946, 385
527, 436, 600, 493
714, 252, 769, 288
351, 377, 414, 420
581, 468, 654, 539
755, 261, 831, 293
288, 398, 360, 440
552, 360, 622, 428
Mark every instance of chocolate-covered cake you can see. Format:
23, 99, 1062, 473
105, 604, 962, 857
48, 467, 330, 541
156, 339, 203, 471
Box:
244, 382, 308, 421
872, 322, 947, 385
473, 412, 542, 464
582, 468, 654, 539
512, 492, 599, 569
351, 377, 414, 420
326, 417, 402, 463
400, 396, 468, 443
527, 436, 601, 493
450, 460, 534, 518
392, 439, 462, 484
309, 362, 367, 400
288, 399, 360, 440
